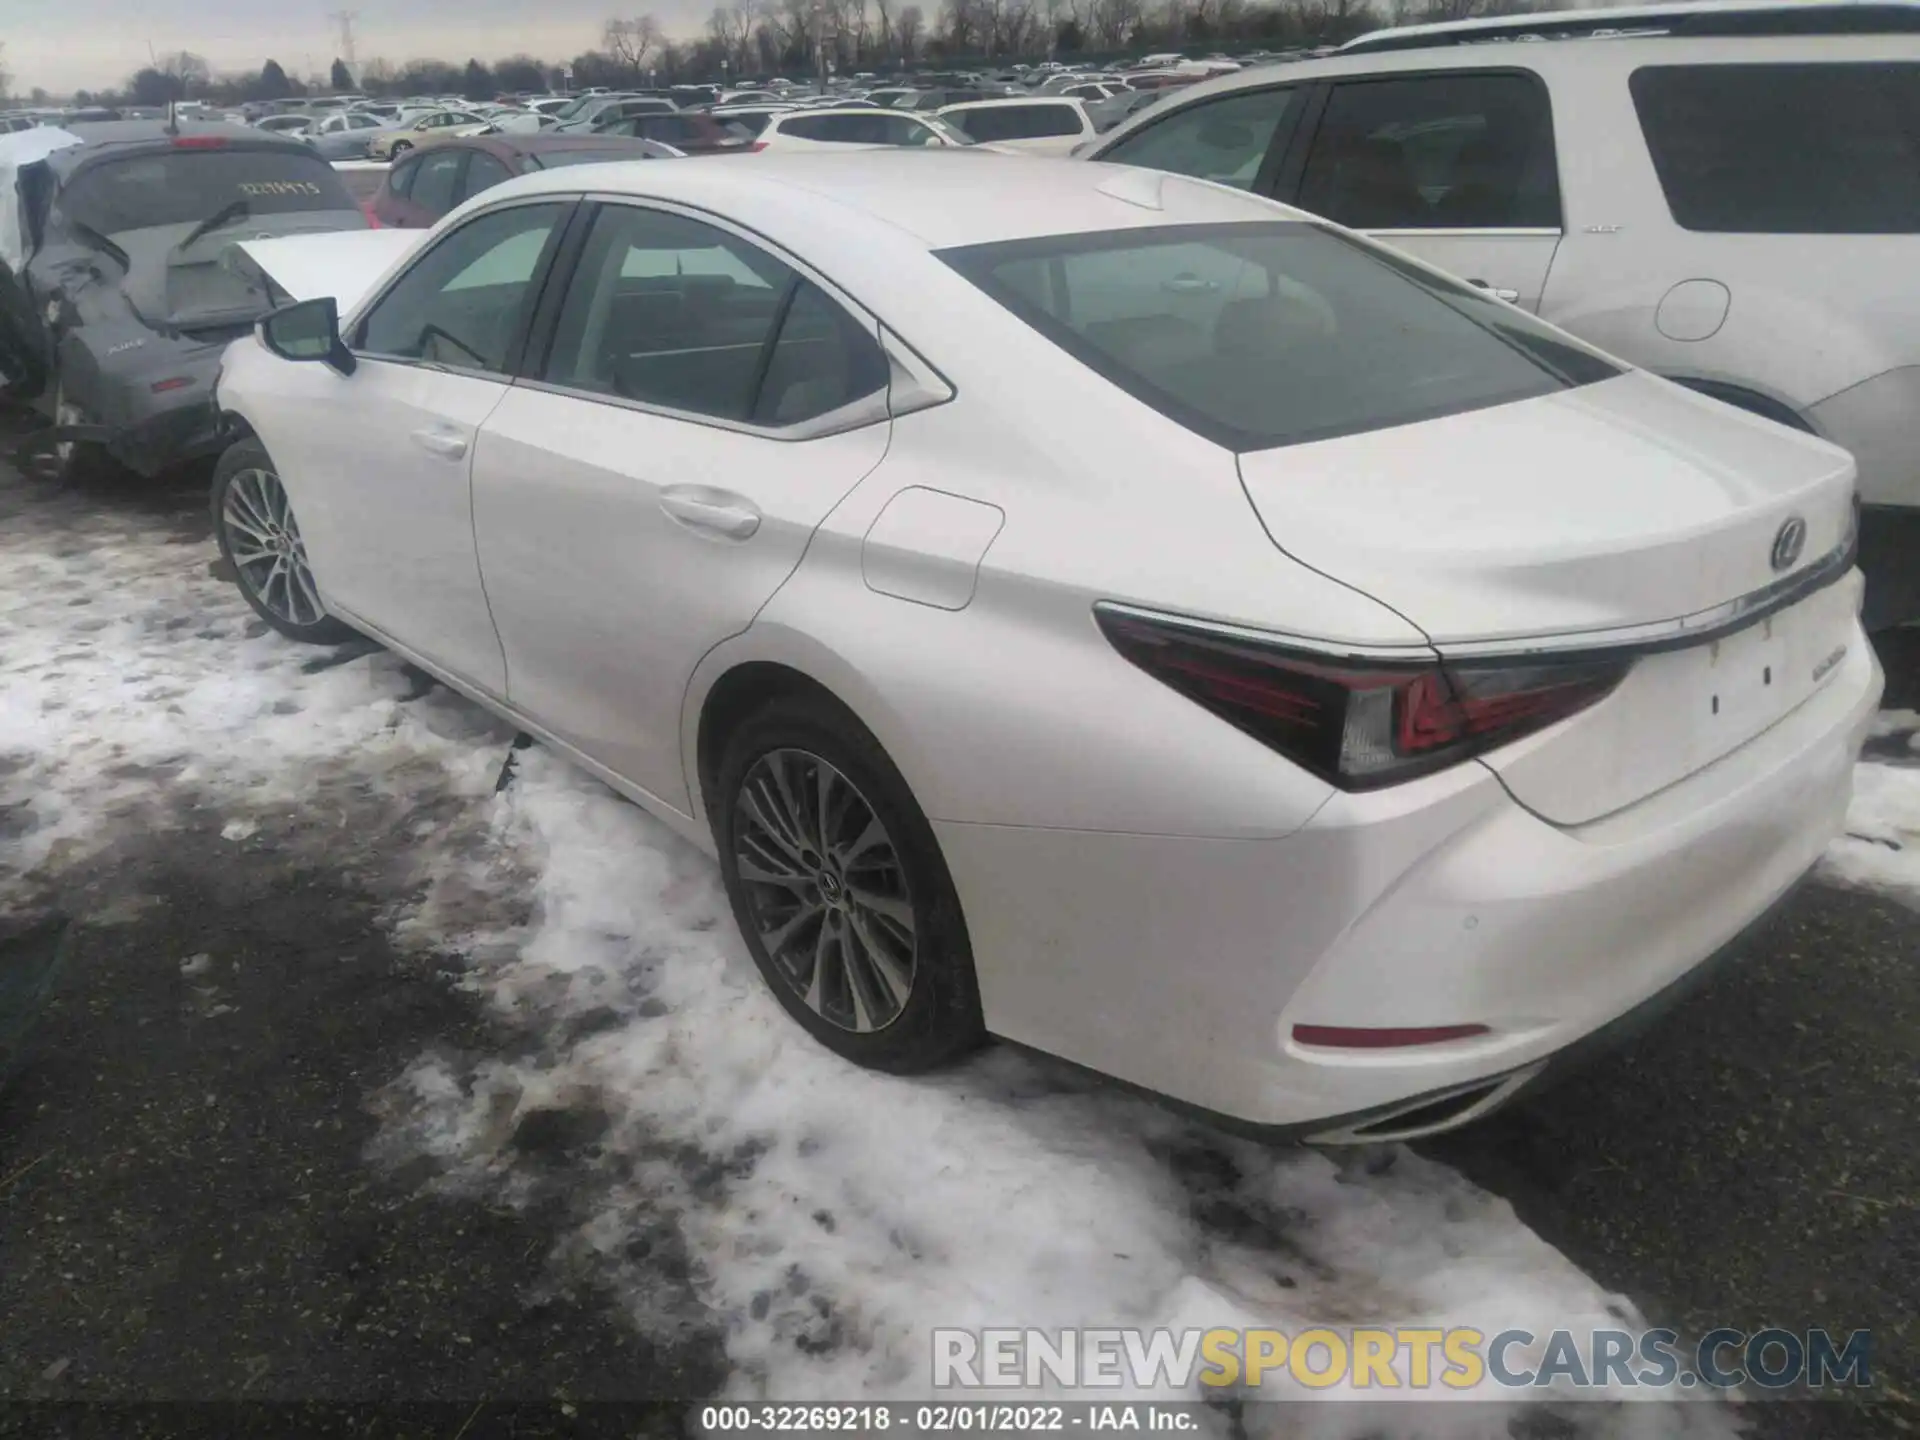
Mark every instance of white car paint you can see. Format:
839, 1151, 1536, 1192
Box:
216, 153, 1880, 1139
747, 107, 971, 152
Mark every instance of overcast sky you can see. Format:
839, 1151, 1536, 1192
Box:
5, 0, 720, 95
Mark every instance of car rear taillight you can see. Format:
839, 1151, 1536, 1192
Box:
745, 141, 769, 153
1095, 606, 1628, 790
362, 203, 382, 228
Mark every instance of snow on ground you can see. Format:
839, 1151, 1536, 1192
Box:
1822, 712, 1920, 900
0, 489, 510, 915
0, 482, 1799, 1433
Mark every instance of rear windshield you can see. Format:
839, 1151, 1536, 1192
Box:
1631, 63, 1920, 234
940, 221, 1617, 451
59, 146, 357, 234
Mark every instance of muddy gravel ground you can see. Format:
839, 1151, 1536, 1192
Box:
0, 446, 1915, 1440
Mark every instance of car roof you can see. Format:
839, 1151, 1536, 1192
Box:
468, 149, 1297, 250
427, 133, 675, 161
937, 95, 1084, 110
1340, 0, 1920, 51
1096, 19, 1920, 141
47, 120, 318, 173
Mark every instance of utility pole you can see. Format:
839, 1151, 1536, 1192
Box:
329, 10, 360, 70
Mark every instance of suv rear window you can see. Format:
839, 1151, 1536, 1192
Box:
941, 221, 1617, 451
59, 146, 357, 234
1631, 63, 1920, 233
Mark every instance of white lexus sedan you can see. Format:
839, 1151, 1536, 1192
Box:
210, 153, 1880, 1142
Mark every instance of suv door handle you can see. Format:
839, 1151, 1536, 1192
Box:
410, 426, 469, 461
1468, 279, 1521, 303
659, 485, 762, 540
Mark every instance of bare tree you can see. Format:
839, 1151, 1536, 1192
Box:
602, 15, 664, 78
895, 2, 925, 59
0, 43, 12, 105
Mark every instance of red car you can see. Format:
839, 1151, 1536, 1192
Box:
370, 133, 677, 228
591, 111, 757, 155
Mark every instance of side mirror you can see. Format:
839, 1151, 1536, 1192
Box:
258, 296, 356, 375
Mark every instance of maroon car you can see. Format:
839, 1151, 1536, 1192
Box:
592, 111, 757, 155
370, 133, 678, 228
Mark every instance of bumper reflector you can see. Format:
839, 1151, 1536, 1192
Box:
1292, 1023, 1490, 1049
151, 377, 195, 393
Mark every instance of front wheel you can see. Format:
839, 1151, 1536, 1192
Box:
714, 694, 984, 1072
387, 140, 411, 158
210, 438, 356, 645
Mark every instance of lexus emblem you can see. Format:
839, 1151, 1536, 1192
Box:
1771, 516, 1808, 573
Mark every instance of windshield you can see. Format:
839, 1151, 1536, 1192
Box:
941, 220, 1619, 451
59, 148, 358, 236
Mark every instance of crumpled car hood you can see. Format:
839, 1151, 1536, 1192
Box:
229, 229, 426, 315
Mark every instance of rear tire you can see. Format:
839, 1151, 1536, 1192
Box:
714, 693, 985, 1073
210, 438, 356, 645
40, 378, 110, 485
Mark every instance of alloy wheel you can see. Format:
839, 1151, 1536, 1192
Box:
732, 748, 917, 1033
221, 468, 326, 629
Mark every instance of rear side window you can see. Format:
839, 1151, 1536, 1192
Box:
1295, 72, 1560, 230
1631, 64, 1920, 234
942, 221, 1616, 451
1101, 86, 1299, 191
780, 114, 842, 141
948, 104, 1081, 141
542, 206, 886, 426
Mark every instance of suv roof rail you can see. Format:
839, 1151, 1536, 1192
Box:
1339, 0, 1920, 54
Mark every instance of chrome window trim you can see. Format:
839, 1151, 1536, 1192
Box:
509, 374, 892, 442
1360, 226, 1563, 238
1094, 532, 1856, 664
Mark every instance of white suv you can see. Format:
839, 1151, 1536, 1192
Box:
1084, 1, 1920, 627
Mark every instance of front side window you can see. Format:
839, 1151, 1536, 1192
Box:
541, 205, 886, 426
355, 202, 564, 373
942, 221, 1616, 451
1101, 86, 1299, 191
1295, 72, 1560, 230
1630, 63, 1920, 234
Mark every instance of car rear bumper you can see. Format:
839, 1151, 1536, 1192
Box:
935, 627, 1881, 1137
82, 349, 227, 476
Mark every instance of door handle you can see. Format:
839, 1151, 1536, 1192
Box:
659, 485, 762, 540
410, 426, 469, 461
1467, 279, 1521, 303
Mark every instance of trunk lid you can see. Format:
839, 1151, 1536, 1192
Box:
119, 216, 372, 340
227, 229, 425, 315
1236, 371, 1861, 823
